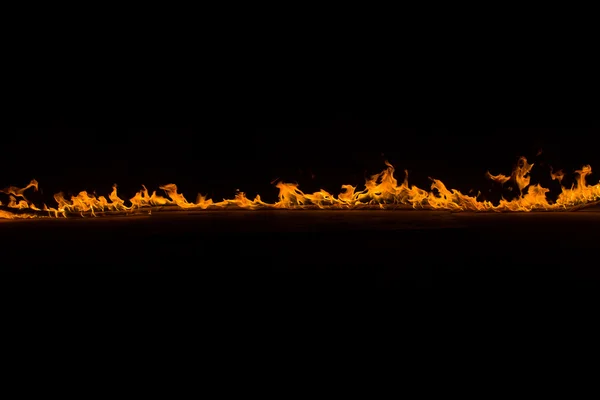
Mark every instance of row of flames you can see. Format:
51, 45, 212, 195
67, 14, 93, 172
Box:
1, 157, 599, 219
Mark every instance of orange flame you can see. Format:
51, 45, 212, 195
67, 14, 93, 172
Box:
551, 167, 565, 183
1, 157, 599, 219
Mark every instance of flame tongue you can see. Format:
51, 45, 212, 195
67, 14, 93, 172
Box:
1, 157, 599, 219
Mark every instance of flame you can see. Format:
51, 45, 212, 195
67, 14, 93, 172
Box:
1, 156, 599, 219
550, 167, 565, 183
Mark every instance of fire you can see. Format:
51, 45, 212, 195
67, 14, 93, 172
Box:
1, 156, 599, 219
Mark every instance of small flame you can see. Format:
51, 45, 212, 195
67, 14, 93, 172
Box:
485, 172, 511, 185
1, 156, 599, 219
550, 167, 565, 183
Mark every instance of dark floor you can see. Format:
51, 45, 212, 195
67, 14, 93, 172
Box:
1, 209, 599, 286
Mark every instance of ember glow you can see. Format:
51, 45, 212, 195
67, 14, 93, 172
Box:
1, 157, 599, 219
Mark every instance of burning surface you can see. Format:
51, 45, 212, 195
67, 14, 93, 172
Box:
1, 156, 599, 219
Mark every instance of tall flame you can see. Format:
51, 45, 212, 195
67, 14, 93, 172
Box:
1, 156, 599, 219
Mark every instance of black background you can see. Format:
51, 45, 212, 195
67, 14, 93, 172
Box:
4, 123, 599, 207
0, 8, 599, 303
3, 7, 600, 363
3, 14, 598, 205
